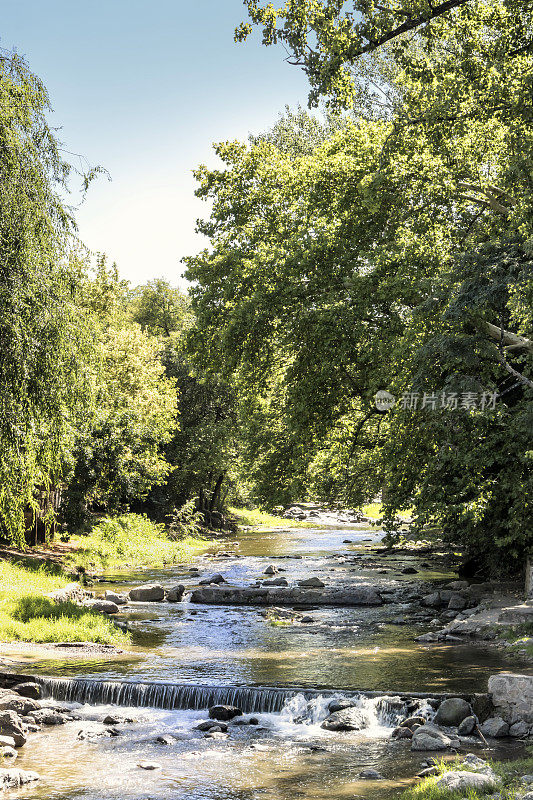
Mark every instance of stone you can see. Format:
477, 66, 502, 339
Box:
199, 574, 225, 586
434, 771, 497, 792
448, 581, 469, 590
84, 599, 120, 614
400, 716, 427, 730
434, 697, 472, 726
263, 566, 277, 575
263, 578, 289, 587
327, 699, 356, 714
12, 682, 41, 700
458, 715, 477, 735
0, 768, 39, 789
488, 673, 533, 724
411, 724, 451, 751
129, 584, 165, 601
402, 567, 418, 574
298, 578, 325, 588
0, 711, 26, 747
300, 615, 314, 623
165, 584, 185, 602
137, 761, 161, 770
520, 776, 533, 786
204, 731, 228, 739
498, 605, 533, 624
0, 692, 40, 716
392, 726, 413, 739
422, 592, 443, 608
321, 708, 367, 731
0, 736, 16, 748
102, 715, 129, 725
480, 717, 510, 738
156, 735, 177, 745
448, 594, 467, 611
470, 693, 494, 723
31, 709, 66, 726
418, 767, 439, 777
46, 582, 90, 604
104, 590, 127, 605
208, 705, 242, 721
195, 720, 228, 732
509, 721, 530, 737
190, 585, 382, 607
359, 769, 384, 779
0, 745, 17, 760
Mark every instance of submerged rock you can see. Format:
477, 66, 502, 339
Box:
411, 724, 452, 751
137, 761, 161, 770
191, 585, 382, 607
359, 769, 384, 779
0, 768, 39, 789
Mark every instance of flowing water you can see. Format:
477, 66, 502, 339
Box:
9, 525, 532, 799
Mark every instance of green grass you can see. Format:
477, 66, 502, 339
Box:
65, 513, 207, 572
362, 503, 383, 519
229, 506, 319, 529
500, 621, 533, 657
401, 754, 533, 800
0, 560, 129, 645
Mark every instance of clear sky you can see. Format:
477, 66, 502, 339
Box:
1, 1, 310, 287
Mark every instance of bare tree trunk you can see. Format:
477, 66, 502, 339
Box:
526, 556, 533, 601
209, 473, 225, 513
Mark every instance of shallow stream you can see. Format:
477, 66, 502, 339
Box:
10, 525, 532, 799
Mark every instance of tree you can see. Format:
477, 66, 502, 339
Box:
0, 52, 93, 545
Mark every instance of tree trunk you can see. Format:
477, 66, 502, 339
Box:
526, 556, 533, 601
209, 473, 225, 512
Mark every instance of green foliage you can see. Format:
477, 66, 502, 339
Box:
65, 513, 206, 572
0, 52, 94, 545
167, 499, 204, 539
0, 560, 128, 644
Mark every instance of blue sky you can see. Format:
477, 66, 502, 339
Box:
1, 1, 310, 286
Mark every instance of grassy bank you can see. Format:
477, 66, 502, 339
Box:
64, 513, 207, 573
401, 754, 533, 800
0, 560, 130, 645
229, 507, 322, 529
0, 513, 208, 645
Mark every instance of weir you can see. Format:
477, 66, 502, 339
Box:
0, 673, 463, 719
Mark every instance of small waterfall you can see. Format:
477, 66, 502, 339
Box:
35, 676, 421, 727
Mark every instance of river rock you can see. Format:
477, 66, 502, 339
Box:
434, 698, 472, 726
392, 726, 413, 739
400, 716, 427, 730
0, 736, 16, 748
204, 730, 228, 739
359, 769, 384, 779
480, 717, 509, 737
32, 709, 66, 726
104, 591, 127, 605
434, 771, 497, 792
84, 599, 120, 614
509, 721, 530, 737
0, 692, 40, 716
297, 578, 325, 588
0, 745, 17, 763
328, 699, 356, 714
457, 715, 477, 735
422, 592, 443, 608
12, 682, 41, 700
208, 705, 242, 721
156, 735, 177, 745
195, 720, 228, 732
0, 712, 26, 747
165, 584, 185, 602
199, 574, 225, 586
47, 582, 91, 604
488, 673, 533, 724
321, 708, 367, 731
263, 578, 289, 587
0, 767, 39, 789
190, 585, 382, 607
137, 761, 161, 770
264, 565, 278, 575
129, 584, 165, 602
411, 724, 451, 751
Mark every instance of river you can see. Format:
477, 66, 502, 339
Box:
9, 524, 531, 800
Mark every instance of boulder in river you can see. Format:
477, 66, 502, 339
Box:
0, 768, 39, 789
457, 715, 477, 735
208, 705, 243, 721
129, 584, 165, 602
12, 682, 41, 700
263, 565, 278, 575
83, 599, 120, 614
434, 697, 472, 726
327, 699, 356, 714
0, 691, 40, 716
31, 709, 67, 726
359, 769, 384, 779
411, 724, 452, 751
165, 584, 185, 602
0, 712, 26, 747
104, 590, 127, 605
0, 745, 17, 760
195, 719, 229, 731
480, 717, 510, 738
198, 574, 225, 586
321, 708, 367, 731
